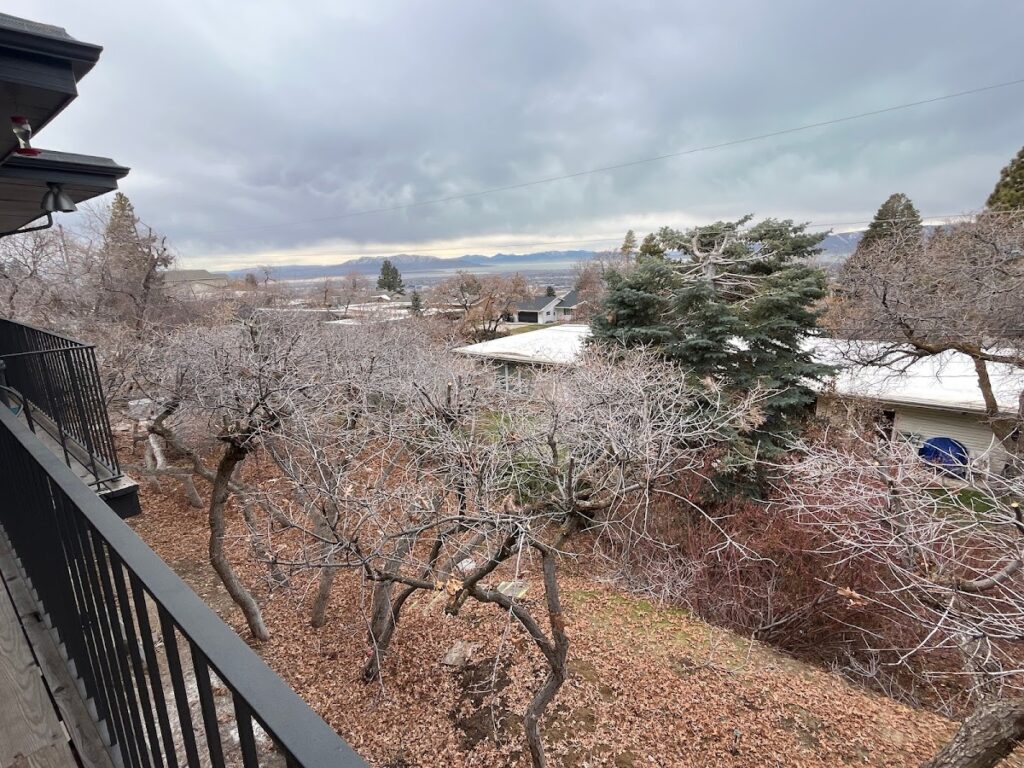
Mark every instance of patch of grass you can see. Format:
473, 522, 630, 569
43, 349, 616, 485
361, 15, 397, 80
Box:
507, 323, 546, 335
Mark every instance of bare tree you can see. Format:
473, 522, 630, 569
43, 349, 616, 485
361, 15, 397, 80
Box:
569, 260, 604, 321
249, 332, 760, 767
337, 271, 368, 314
828, 212, 1024, 472
432, 271, 531, 340
777, 430, 1024, 768
135, 315, 334, 641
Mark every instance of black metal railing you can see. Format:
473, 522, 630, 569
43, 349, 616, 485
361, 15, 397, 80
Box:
0, 405, 366, 768
0, 317, 120, 482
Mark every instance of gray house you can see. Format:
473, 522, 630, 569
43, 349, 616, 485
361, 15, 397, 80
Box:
513, 294, 562, 324
514, 290, 588, 324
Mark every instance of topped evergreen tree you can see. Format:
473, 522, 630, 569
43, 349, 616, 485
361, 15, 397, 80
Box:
856, 193, 923, 253
619, 229, 637, 260
103, 192, 141, 254
987, 145, 1024, 212
377, 259, 405, 294
99, 192, 171, 327
592, 217, 830, 480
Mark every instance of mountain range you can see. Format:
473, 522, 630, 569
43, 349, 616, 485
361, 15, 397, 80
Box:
227, 234, 870, 281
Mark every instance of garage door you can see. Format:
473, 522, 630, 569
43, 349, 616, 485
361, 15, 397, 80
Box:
517, 311, 539, 323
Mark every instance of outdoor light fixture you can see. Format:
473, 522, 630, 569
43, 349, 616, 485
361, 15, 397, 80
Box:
0, 183, 77, 239
41, 182, 76, 213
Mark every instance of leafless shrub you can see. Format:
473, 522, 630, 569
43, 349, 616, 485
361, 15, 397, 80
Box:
776, 429, 1024, 768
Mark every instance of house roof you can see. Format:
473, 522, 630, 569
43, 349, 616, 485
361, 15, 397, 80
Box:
456, 326, 1024, 414
0, 150, 129, 233
810, 339, 1024, 415
162, 269, 230, 284
0, 13, 103, 161
516, 295, 562, 313
557, 289, 584, 308
455, 324, 592, 365
0, 13, 102, 78
0, 13, 126, 234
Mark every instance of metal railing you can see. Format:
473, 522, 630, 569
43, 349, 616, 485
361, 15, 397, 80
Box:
0, 317, 120, 481
0, 405, 366, 768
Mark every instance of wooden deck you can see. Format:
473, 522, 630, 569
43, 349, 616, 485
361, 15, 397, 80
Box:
0, 539, 113, 768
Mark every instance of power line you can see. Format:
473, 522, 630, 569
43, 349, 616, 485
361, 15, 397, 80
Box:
203, 77, 1024, 237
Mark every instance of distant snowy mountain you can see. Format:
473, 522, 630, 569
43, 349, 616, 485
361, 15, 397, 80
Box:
229, 250, 600, 280
227, 231, 892, 281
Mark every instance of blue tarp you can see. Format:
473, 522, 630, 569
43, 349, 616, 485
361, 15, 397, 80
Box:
918, 436, 970, 474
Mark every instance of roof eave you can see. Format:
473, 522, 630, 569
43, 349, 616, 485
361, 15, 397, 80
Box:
0, 25, 102, 80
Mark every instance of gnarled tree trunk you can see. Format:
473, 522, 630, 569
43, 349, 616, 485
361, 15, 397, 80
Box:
923, 698, 1024, 768
209, 440, 270, 642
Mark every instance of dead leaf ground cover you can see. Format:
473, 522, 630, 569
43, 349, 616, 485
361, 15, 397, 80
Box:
129, 474, 1019, 768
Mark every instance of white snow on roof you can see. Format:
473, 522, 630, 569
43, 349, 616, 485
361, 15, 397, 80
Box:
455, 324, 592, 365
808, 338, 1023, 415
455, 326, 1024, 413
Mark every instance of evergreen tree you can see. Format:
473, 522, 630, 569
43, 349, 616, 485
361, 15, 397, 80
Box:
377, 259, 405, 294
987, 145, 1024, 212
856, 193, 923, 253
637, 232, 666, 261
409, 290, 423, 315
545, 285, 556, 297
99, 192, 171, 327
619, 229, 637, 260
593, 217, 830, 481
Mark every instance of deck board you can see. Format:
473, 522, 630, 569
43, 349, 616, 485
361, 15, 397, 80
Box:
0, 582, 70, 768
0, 535, 115, 768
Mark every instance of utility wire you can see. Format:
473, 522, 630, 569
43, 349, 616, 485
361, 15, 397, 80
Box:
204, 77, 1024, 237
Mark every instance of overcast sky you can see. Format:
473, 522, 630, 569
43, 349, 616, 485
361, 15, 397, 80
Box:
17, 1, 1024, 270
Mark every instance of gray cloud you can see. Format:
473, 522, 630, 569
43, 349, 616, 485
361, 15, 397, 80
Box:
17, 0, 1024, 268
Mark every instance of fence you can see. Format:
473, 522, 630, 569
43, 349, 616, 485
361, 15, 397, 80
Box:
0, 318, 120, 481
0, 403, 366, 768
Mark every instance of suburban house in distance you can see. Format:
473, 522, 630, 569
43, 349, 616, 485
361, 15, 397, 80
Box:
162, 267, 230, 298
553, 288, 586, 320
513, 294, 562, 323
512, 290, 589, 324
459, 325, 1021, 474
0, 12, 366, 768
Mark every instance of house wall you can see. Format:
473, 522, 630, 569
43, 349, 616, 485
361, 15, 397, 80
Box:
892, 406, 1008, 474
516, 309, 557, 324
814, 397, 1008, 473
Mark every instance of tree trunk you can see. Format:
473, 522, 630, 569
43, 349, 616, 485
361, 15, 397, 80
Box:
310, 566, 336, 628
522, 548, 570, 768
209, 441, 270, 642
971, 357, 1021, 476
362, 577, 397, 682
922, 698, 1024, 768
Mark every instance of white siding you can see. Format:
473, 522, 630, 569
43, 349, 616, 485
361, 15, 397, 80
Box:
893, 406, 1008, 474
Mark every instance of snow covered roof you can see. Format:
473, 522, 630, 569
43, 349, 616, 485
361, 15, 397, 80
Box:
455, 326, 1023, 413
809, 339, 1024, 415
455, 324, 592, 365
